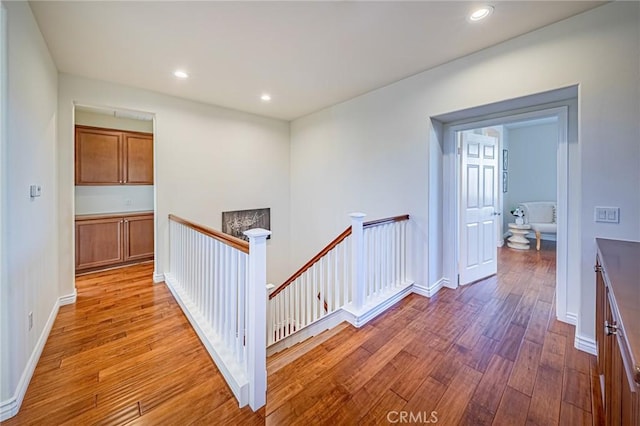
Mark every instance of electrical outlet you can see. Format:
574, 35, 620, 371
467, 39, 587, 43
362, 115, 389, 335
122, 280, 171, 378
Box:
28, 312, 33, 330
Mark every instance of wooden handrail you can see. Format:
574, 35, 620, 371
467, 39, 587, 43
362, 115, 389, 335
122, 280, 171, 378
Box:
169, 214, 250, 254
269, 214, 409, 300
363, 214, 410, 229
269, 227, 352, 299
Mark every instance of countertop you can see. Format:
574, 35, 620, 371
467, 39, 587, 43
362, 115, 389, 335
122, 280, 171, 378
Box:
596, 238, 640, 385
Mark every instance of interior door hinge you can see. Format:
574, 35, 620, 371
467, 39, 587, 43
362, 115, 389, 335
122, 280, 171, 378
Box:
457, 146, 462, 155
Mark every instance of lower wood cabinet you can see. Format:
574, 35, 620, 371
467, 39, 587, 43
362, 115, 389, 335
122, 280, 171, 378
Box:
76, 212, 154, 273
595, 239, 640, 426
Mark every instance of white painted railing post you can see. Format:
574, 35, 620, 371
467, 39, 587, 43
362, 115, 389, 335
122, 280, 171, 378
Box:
350, 212, 366, 310
244, 228, 271, 411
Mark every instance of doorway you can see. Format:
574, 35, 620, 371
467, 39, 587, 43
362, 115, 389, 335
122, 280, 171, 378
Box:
72, 104, 157, 276
456, 118, 559, 286
438, 95, 575, 324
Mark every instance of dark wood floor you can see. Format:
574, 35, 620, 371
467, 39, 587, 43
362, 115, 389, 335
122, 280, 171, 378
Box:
4, 241, 602, 425
265, 241, 603, 425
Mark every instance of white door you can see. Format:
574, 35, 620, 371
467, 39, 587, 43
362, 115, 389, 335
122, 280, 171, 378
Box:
459, 132, 499, 285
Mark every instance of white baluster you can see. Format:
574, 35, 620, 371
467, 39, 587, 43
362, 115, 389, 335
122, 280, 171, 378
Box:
401, 220, 407, 284
237, 253, 246, 362
350, 212, 366, 310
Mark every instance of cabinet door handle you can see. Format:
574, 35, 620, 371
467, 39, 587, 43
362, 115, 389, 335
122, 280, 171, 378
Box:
605, 320, 617, 336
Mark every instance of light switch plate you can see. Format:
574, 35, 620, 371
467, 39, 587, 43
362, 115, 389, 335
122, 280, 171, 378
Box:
29, 185, 42, 198
594, 207, 619, 223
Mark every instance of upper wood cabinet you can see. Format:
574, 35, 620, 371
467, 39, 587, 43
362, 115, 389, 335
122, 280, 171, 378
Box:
124, 133, 154, 184
75, 125, 153, 185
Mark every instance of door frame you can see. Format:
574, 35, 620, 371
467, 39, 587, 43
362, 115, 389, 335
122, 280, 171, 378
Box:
70, 103, 158, 282
442, 105, 569, 322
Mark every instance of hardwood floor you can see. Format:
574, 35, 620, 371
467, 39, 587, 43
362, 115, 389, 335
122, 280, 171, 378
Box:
5, 241, 602, 425
265, 241, 603, 425
3, 263, 263, 425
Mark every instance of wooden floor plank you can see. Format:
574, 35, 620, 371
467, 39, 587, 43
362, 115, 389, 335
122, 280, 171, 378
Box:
508, 339, 543, 396
492, 386, 530, 425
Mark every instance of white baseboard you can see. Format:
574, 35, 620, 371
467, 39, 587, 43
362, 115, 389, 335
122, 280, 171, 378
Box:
563, 312, 578, 326
0, 290, 76, 421
575, 333, 597, 355
267, 309, 348, 357
412, 278, 446, 298
342, 282, 414, 328
153, 272, 165, 283
59, 289, 77, 306
164, 273, 249, 408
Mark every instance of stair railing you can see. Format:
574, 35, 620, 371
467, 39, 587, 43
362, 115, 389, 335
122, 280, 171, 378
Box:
268, 213, 410, 346
165, 214, 270, 411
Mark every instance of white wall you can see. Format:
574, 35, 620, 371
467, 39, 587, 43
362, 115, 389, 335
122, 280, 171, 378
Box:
75, 109, 153, 133
290, 2, 640, 345
503, 121, 558, 235
1, 0, 60, 410
58, 75, 291, 295
74, 186, 154, 215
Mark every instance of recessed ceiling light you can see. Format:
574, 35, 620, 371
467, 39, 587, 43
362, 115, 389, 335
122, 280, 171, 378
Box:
173, 70, 189, 79
261, 94, 272, 102
469, 5, 494, 22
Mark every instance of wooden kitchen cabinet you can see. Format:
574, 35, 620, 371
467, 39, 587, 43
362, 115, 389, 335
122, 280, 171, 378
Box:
123, 132, 154, 184
595, 239, 640, 426
75, 216, 124, 270
75, 126, 153, 185
124, 214, 154, 261
75, 127, 122, 185
76, 212, 154, 273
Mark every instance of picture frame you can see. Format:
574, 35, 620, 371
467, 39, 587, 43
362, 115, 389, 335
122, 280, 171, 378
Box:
502, 149, 508, 170
502, 171, 508, 193
222, 208, 271, 241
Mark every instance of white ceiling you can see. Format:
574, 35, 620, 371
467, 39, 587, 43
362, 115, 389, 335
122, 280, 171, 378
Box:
30, 1, 605, 121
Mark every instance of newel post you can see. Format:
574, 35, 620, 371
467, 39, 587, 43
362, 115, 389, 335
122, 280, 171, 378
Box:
350, 212, 366, 310
244, 228, 271, 411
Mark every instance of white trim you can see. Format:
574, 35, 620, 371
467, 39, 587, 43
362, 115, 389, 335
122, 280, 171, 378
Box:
152, 272, 165, 283
164, 272, 249, 407
59, 289, 77, 306
267, 309, 348, 357
0, 291, 76, 421
439, 95, 574, 327
563, 311, 578, 326
412, 278, 446, 298
575, 333, 597, 355
342, 281, 414, 328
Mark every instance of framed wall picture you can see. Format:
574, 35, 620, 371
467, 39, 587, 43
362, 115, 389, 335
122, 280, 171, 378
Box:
502, 149, 508, 170
222, 208, 271, 241
502, 171, 508, 193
